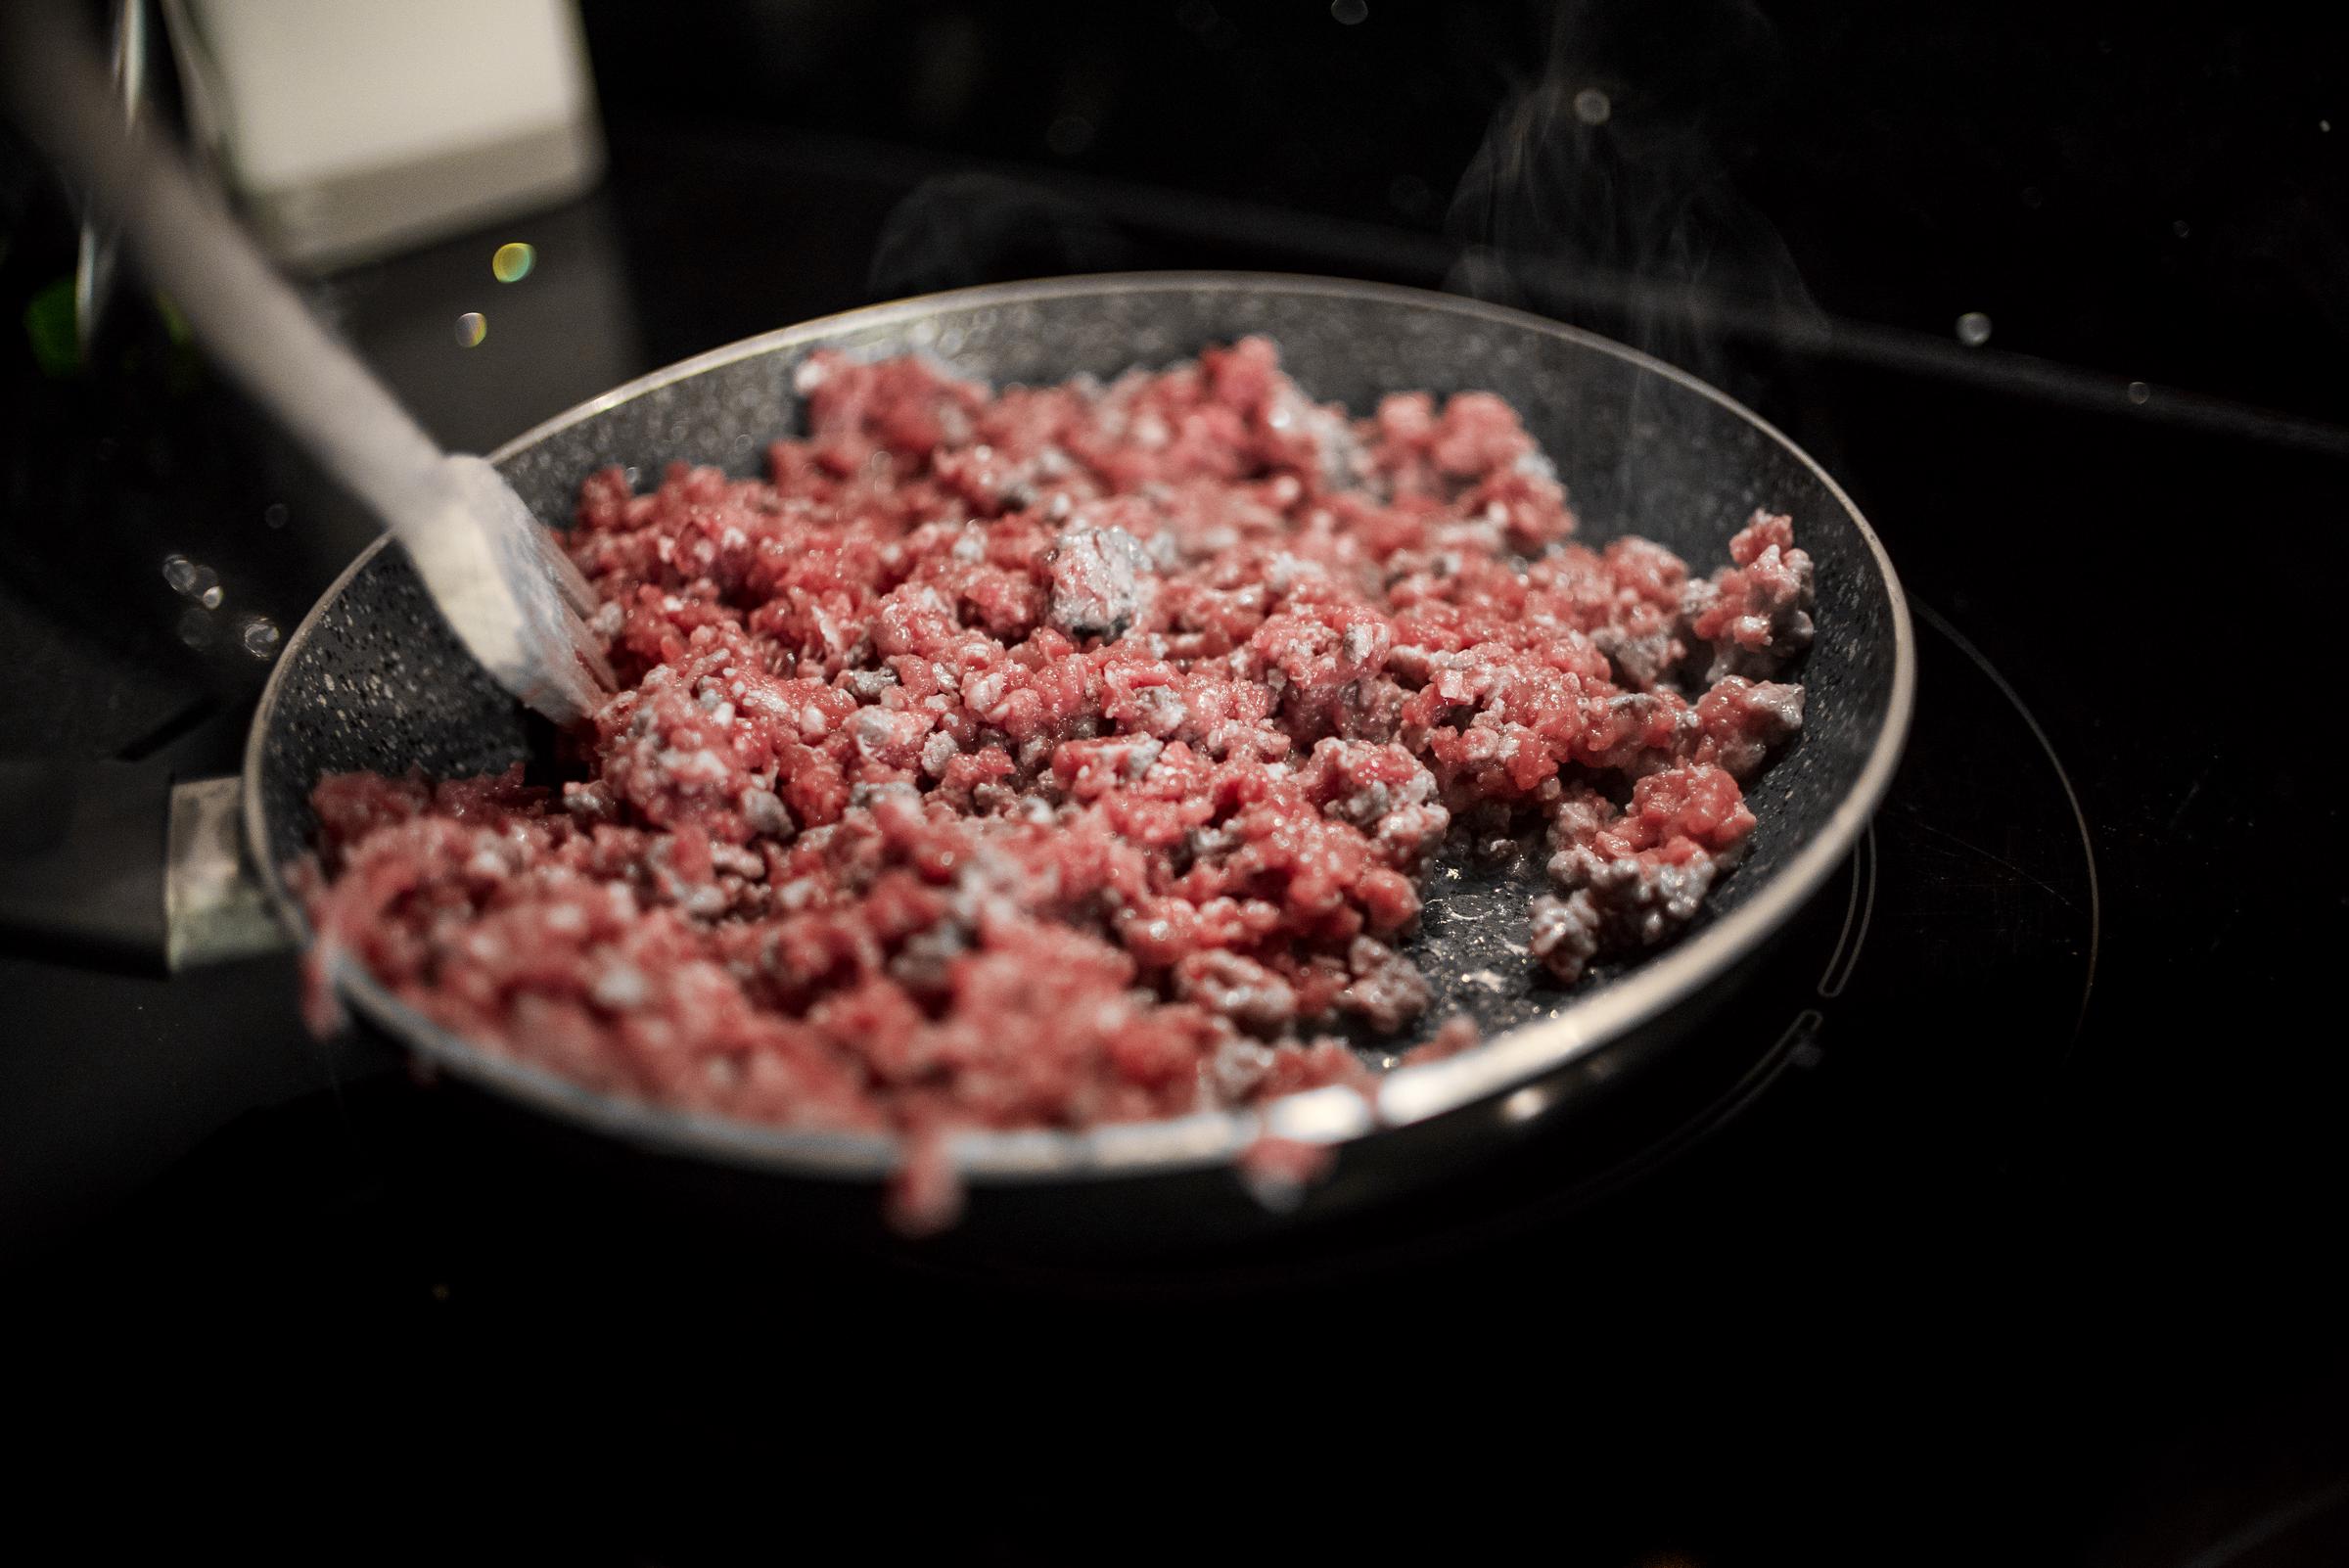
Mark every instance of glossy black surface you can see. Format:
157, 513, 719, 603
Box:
7, 10, 2347, 1559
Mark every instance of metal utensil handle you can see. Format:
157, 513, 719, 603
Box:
71, 0, 147, 358
3, 3, 453, 545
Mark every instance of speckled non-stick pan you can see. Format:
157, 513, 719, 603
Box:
243, 273, 1913, 1250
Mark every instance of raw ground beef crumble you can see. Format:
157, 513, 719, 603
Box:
302, 338, 1814, 1216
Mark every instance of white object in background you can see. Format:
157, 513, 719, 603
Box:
2, 6, 619, 724
164, 0, 603, 270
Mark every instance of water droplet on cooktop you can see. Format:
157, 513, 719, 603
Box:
164, 555, 220, 604
1573, 88, 1612, 125
263, 501, 289, 529
1956, 311, 1993, 347
241, 617, 281, 659
178, 608, 214, 649
2172, 218, 2191, 239
2127, 381, 2150, 405
454, 311, 487, 347
1330, 0, 1367, 23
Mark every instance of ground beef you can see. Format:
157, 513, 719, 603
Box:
1045, 524, 1156, 641
303, 337, 1809, 1196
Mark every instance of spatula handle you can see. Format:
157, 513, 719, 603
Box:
4, 3, 452, 543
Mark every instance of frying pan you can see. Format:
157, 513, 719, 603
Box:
232, 272, 1911, 1253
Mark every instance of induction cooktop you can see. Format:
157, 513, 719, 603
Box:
6, 119, 2343, 1567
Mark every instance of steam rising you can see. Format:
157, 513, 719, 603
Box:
1445, 0, 1822, 391
869, 172, 1146, 299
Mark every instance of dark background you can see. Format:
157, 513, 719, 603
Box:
4, 2, 2346, 1562
579, 0, 2349, 420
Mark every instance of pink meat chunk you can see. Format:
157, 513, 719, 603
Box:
304, 337, 1810, 1155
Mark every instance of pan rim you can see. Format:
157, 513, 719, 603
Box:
245, 269, 1915, 1183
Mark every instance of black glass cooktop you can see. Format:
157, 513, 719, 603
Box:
6, 117, 2345, 1565
115, 597, 2090, 1277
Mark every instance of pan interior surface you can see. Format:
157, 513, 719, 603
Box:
248, 274, 1911, 1182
